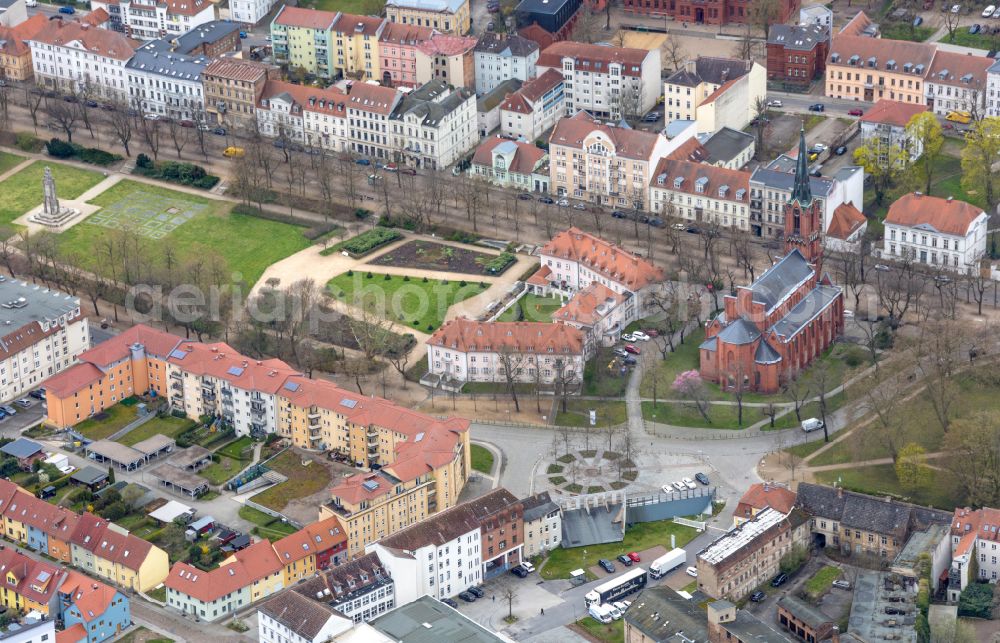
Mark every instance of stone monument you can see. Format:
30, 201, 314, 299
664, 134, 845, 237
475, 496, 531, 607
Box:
29, 167, 81, 227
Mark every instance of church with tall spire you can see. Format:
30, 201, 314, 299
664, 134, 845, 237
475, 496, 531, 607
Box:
698, 127, 845, 393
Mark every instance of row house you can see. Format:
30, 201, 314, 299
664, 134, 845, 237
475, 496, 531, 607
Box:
473, 32, 538, 96
470, 136, 549, 193
520, 492, 560, 557
662, 57, 765, 133
425, 318, 586, 387
696, 507, 810, 602
620, 0, 798, 27
389, 79, 476, 169
290, 552, 395, 623
202, 57, 280, 129
648, 157, 751, 231
535, 41, 659, 119
27, 19, 139, 101
766, 23, 828, 89
386, 0, 470, 35
499, 67, 563, 142
368, 489, 523, 605
825, 25, 933, 104
858, 98, 929, 164
378, 22, 434, 88
0, 279, 88, 406
924, 48, 991, 117
0, 14, 47, 82
125, 41, 208, 120
269, 7, 338, 78
548, 112, 673, 210
949, 507, 1000, 602
343, 81, 401, 160
57, 570, 131, 643
883, 192, 987, 274
255, 79, 311, 144
414, 34, 475, 91
92, 0, 216, 41
330, 13, 385, 81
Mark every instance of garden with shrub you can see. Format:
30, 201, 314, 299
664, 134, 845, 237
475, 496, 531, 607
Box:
45, 138, 122, 166
134, 154, 219, 189
323, 228, 402, 257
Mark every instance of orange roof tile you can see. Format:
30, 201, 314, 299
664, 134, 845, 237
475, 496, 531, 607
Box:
73, 325, 183, 369
59, 570, 119, 622
274, 6, 338, 29
166, 561, 251, 603
260, 80, 346, 117
539, 227, 665, 290
549, 112, 663, 161
29, 19, 139, 60
839, 10, 875, 36
427, 318, 585, 355
951, 507, 1000, 550
0, 14, 48, 57
344, 82, 400, 115
57, 623, 87, 643
166, 341, 299, 395
500, 68, 562, 114
858, 99, 928, 128
886, 193, 984, 237
471, 137, 546, 175
827, 202, 867, 241
829, 34, 935, 73
41, 363, 105, 399
517, 24, 553, 51
667, 136, 710, 163
552, 282, 626, 327
332, 13, 385, 37
526, 265, 552, 286
273, 517, 345, 565
227, 539, 283, 578
0, 547, 63, 607
417, 33, 476, 56
537, 41, 649, 77
735, 483, 797, 518
650, 158, 751, 203
926, 49, 993, 89
379, 21, 435, 45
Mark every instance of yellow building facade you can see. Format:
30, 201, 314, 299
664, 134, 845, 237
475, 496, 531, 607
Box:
386, 0, 470, 35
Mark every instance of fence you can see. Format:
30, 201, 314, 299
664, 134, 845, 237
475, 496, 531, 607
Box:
673, 516, 706, 531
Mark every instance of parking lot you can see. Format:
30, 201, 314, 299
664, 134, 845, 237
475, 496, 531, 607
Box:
0, 397, 45, 439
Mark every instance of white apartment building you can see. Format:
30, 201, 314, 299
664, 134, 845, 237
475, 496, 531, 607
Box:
858, 99, 928, 164
473, 32, 538, 95
258, 592, 353, 643
988, 58, 1000, 117
499, 68, 563, 142
425, 319, 585, 386
949, 507, 1000, 602
0, 280, 89, 403
256, 80, 308, 143
883, 193, 987, 273
229, 0, 277, 26
924, 49, 991, 117
343, 81, 402, 161
662, 57, 765, 134
548, 112, 677, 210
92, 0, 216, 41
649, 157, 751, 230
536, 41, 659, 119
28, 19, 137, 100
521, 492, 560, 557
125, 42, 207, 120
389, 80, 476, 169
255, 80, 349, 152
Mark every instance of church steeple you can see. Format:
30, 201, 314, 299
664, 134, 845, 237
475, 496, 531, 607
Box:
790, 126, 813, 207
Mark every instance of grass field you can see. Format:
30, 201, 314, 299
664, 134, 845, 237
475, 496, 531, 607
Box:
199, 456, 241, 485
56, 180, 311, 286
471, 444, 494, 474
804, 565, 840, 600
879, 22, 934, 42
575, 617, 624, 643
786, 439, 828, 460
216, 436, 255, 461
328, 271, 487, 332
0, 161, 103, 227
497, 293, 564, 322
554, 400, 628, 427
251, 450, 331, 512
540, 519, 697, 580
238, 505, 297, 540
0, 151, 23, 176
74, 404, 139, 441
119, 416, 196, 446
298, 0, 377, 13
814, 464, 964, 511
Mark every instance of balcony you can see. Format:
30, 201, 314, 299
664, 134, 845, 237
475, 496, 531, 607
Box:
170, 382, 183, 392
367, 443, 379, 455
170, 371, 182, 380
221, 388, 232, 398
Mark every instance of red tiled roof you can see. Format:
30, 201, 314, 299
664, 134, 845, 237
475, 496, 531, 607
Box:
828, 33, 934, 71
471, 137, 546, 175
274, 6, 338, 29
552, 282, 626, 326
427, 318, 585, 355
260, 80, 346, 117
204, 58, 275, 82
858, 99, 928, 128
526, 265, 551, 286
537, 41, 650, 77
417, 33, 476, 56
43, 363, 105, 399
701, 77, 738, 106
0, 14, 48, 57
379, 21, 435, 45
735, 483, 797, 518
379, 488, 520, 551
0, 547, 63, 607
56, 623, 87, 643
539, 226, 665, 290
60, 570, 118, 623
166, 561, 251, 603
332, 13, 385, 37
344, 82, 400, 115
163, 0, 212, 16
650, 157, 751, 202
667, 136, 710, 163
926, 49, 993, 89
228, 539, 283, 579
82, 7, 109, 26
517, 24, 553, 51
273, 517, 345, 565
827, 202, 867, 241
74, 325, 183, 369
886, 193, 985, 237
549, 111, 663, 161
839, 10, 874, 36
166, 341, 299, 395
29, 19, 139, 60
501, 68, 562, 114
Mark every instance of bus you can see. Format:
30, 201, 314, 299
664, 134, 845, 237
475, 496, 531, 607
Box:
584, 568, 648, 606
946, 110, 972, 124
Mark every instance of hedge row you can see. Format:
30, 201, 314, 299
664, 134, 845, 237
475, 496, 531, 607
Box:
46, 138, 121, 166
135, 154, 219, 189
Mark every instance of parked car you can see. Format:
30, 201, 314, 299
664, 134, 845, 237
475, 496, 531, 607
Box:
682, 477, 697, 490
686, 225, 702, 234
672, 481, 686, 491
624, 344, 641, 355
517, 193, 533, 201
969, 23, 982, 33
631, 331, 651, 341
628, 552, 641, 562
834, 145, 848, 155
642, 112, 661, 122
750, 591, 766, 602
832, 579, 851, 590
556, 198, 569, 207
623, 356, 637, 366
539, 196, 555, 205
808, 103, 825, 112
613, 601, 629, 614
213, 127, 227, 136
25, 0, 36, 6
686, 567, 698, 577
617, 554, 633, 567
467, 586, 485, 598
648, 217, 664, 228
58, 5, 75, 13
1, 406, 15, 416
611, 210, 627, 218
458, 591, 477, 602
355, 158, 371, 166
913, 15, 924, 26
28, 389, 46, 400
695, 472, 710, 485
598, 559, 616, 573
573, 202, 587, 210
801, 417, 824, 432
520, 561, 535, 573
993, 5, 1000, 17
383, 162, 398, 172
951, 4, 961, 13
671, 223, 686, 231
14, 399, 31, 409
766, 99, 782, 107
613, 348, 629, 358
511, 566, 528, 578
983, 4, 995, 16
771, 573, 788, 587
621, 332, 636, 342
643, 329, 659, 338
223, 146, 245, 158
874, 263, 891, 272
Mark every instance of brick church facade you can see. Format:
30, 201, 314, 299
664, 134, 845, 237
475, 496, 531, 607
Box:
621, 0, 798, 26
699, 129, 844, 393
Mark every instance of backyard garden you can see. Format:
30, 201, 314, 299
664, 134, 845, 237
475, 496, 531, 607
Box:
250, 449, 332, 513
497, 293, 564, 322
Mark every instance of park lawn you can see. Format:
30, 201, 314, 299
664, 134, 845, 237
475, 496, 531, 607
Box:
199, 456, 241, 485
497, 293, 564, 322
540, 519, 697, 580
118, 416, 197, 446
879, 23, 934, 42
639, 328, 703, 399
56, 180, 311, 287
814, 464, 964, 511
761, 392, 847, 431
470, 444, 494, 474
299, 0, 374, 12
554, 400, 627, 427
804, 566, 841, 600
74, 404, 139, 441
786, 439, 828, 460
0, 161, 103, 227
575, 617, 624, 643
250, 450, 331, 512
642, 400, 764, 429
582, 349, 628, 397
0, 151, 23, 176
327, 271, 487, 332
216, 436, 255, 461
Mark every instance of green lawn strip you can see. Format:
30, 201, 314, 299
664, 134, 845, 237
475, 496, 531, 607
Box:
813, 464, 964, 511
114, 513, 152, 531
642, 400, 763, 430
804, 565, 841, 600
574, 617, 624, 643
298, 0, 373, 13
786, 439, 828, 460
118, 416, 197, 446
74, 404, 139, 440
470, 444, 494, 474
462, 381, 536, 394
879, 23, 934, 42
554, 400, 627, 427
146, 585, 168, 602
199, 456, 242, 485
942, 29, 1000, 49
540, 519, 697, 580
56, 180, 310, 286
250, 451, 331, 512
0, 161, 103, 226
0, 151, 24, 175
327, 271, 487, 332
256, 522, 298, 540
239, 504, 278, 527
761, 392, 847, 431
497, 293, 564, 322
216, 436, 255, 460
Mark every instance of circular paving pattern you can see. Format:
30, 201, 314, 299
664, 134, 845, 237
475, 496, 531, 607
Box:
543, 448, 638, 495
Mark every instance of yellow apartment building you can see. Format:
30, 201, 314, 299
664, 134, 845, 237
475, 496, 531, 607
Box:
386, 0, 470, 34
825, 35, 933, 104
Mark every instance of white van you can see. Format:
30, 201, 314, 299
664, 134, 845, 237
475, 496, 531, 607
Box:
604, 603, 622, 620
588, 603, 612, 624
801, 418, 824, 432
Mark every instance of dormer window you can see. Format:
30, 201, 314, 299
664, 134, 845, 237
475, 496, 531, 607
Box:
718, 185, 729, 198
695, 177, 708, 193
673, 176, 684, 189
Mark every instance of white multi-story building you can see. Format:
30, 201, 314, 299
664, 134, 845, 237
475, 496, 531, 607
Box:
536, 41, 659, 119
92, 0, 216, 41
988, 58, 1000, 117
343, 81, 402, 161
426, 319, 585, 386
883, 193, 987, 273
390, 79, 476, 169
648, 157, 751, 230
925, 49, 991, 117
289, 553, 395, 624
499, 68, 563, 142
125, 41, 207, 120
229, 0, 277, 26
256, 79, 308, 143
28, 19, 138, 100
521, 492, 560, 557
949, 507, 1000, 602
473, 32, 537, 95
0, 280, 89, 403
858, 98, 929, 164
258, 591, 353, 643
662, 57, 765, 134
